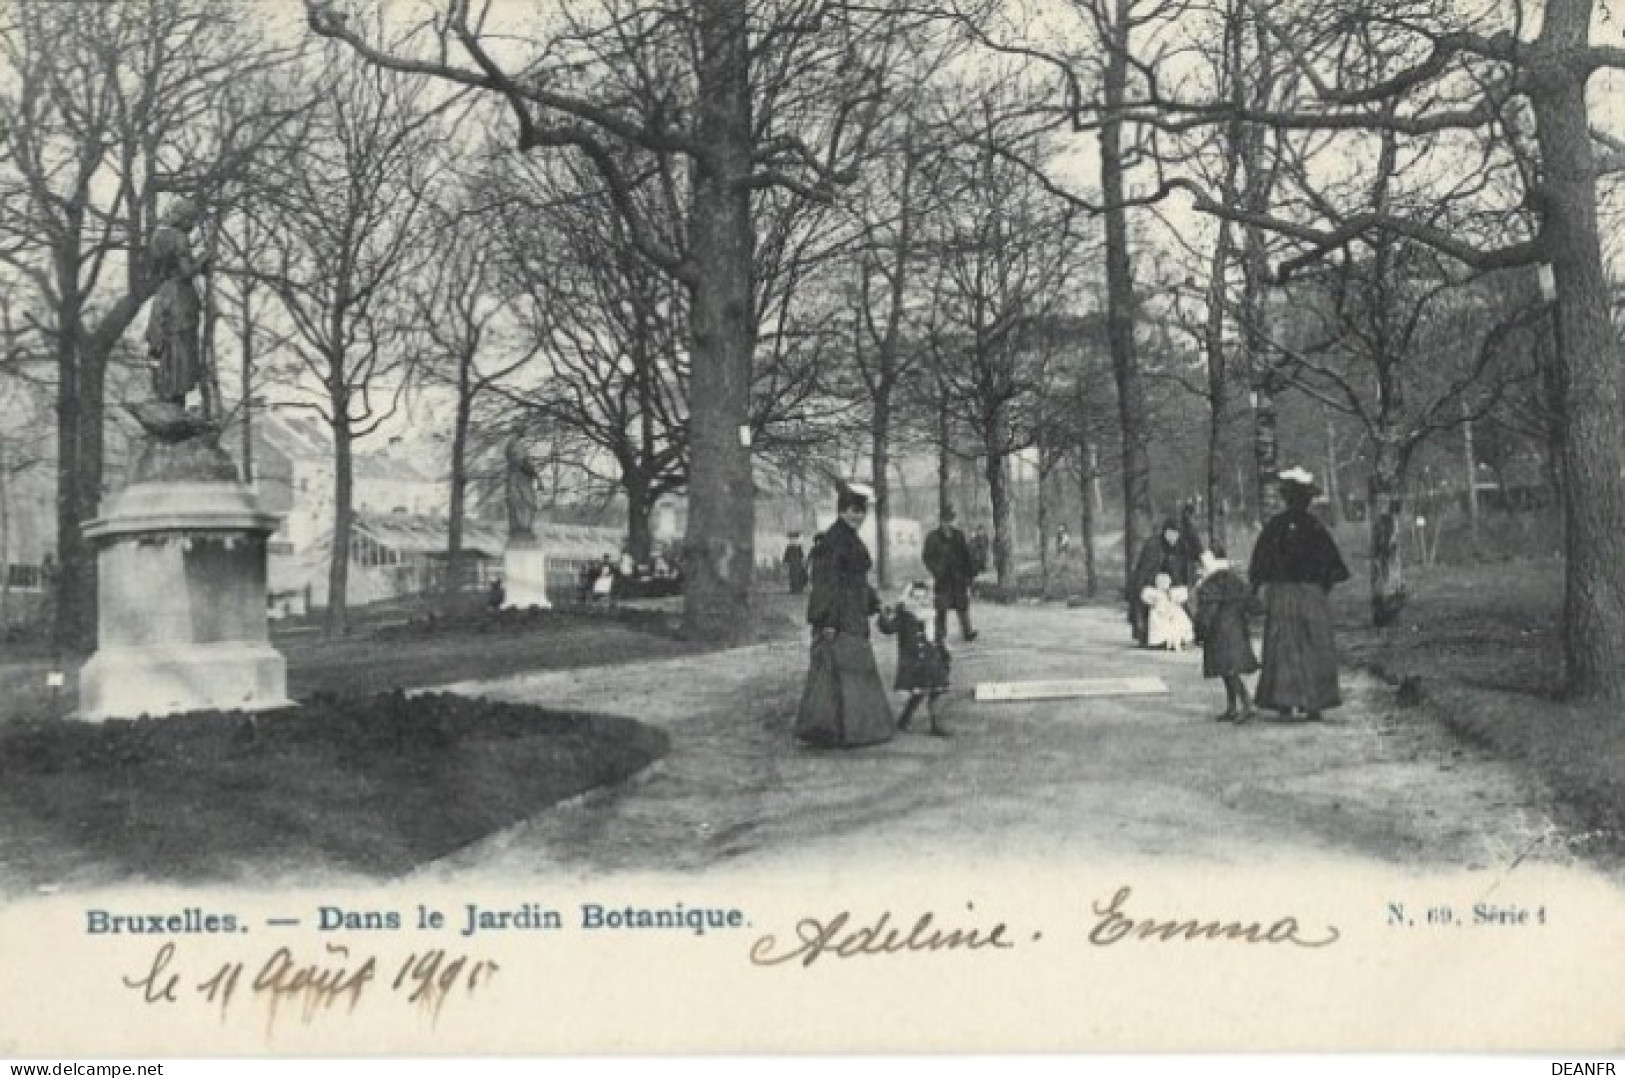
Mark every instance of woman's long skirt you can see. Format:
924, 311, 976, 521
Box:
794, 633, 895, 748
1256, 583, 1342, 713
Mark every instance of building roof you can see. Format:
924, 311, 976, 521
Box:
258, 411, 331, 461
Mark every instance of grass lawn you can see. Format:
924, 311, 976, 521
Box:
0, 693, 668, 889
0, 598, 801, 723
1331, 553, 1625, 871
0, 595, 808, 892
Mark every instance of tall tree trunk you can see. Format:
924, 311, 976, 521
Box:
326, 410, 353, 636
1204, 220, 1233, 548
1324, 418, 1342, 528
54, 337, 82, 653
1367, 435, 1407, 627
1531, 30, 1625, 700
985, 406, 1014, 587
0, 436, 10, 627
75, 341, 107, 651
682, 0, 756, 643
1251, 380, 1282, 525
444, 356, 472, 597
986, 451, 1013, 589
1037, 468, 1050, 591
240, 280, 256, 482
625, 472, 654, 564
1101, 0, 1154, 596
936, 394, 952, 519
1461, 401, 1476, 541
1081, 441, 1098, 597
872, 388, 891, 588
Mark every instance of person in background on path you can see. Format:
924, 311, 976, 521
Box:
922, 504, 979, 643
1140, 572, 1194, 651
1194, 545, 1259, 723
592, 552, 617, 605
1129, 516, 1196, 647
782, 532, 808, 595
1248, 466, 1351, 722
878, 580, 952, 737
794, 484, 895, 748
1056, 524, 1072, 557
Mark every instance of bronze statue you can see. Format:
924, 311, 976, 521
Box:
505, 437, 539, 540
126, 197, 221, 446
145, 197, 208, 408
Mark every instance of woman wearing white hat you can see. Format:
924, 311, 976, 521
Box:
1246, 467, 1351, 722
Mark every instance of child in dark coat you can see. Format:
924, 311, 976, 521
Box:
1194, 546, 1261, 723
878, 581, 952, 737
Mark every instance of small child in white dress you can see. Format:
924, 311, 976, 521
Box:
1140, 572, 1195, 651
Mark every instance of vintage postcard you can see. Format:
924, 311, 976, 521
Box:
1, 0, 1623, 1059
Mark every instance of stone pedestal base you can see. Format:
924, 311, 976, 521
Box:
80, 641, 290, 721
502, 543, 552, 610
77, 438, 289, 721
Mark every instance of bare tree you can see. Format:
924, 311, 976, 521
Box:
0, 0, 298, 649
411, 192, 543, 594
922, 119, 1084, 587
306, 0, 938, 641
254, 55, 446, 634
488, 150, 691, 564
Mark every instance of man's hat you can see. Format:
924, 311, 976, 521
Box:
837, 481, 873, 512
941, 504, 957, 522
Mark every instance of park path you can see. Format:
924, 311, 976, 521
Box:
413, 600, 1588, 884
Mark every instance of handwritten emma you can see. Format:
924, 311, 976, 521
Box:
1086, 886, 1341, 948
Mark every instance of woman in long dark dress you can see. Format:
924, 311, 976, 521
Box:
794, 485, 895, 748
1248, 467, 1351, 721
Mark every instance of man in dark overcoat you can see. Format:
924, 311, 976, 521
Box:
922, 504, 979, 643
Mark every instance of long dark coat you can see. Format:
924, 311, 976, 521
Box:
877, 606, 950, 692
1194, 568, 1259, 678
1248, 507, 1351, 712
923, 525, 976, 609
795, 519, 894, 747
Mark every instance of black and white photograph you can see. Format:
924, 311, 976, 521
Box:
0, 0, 1622, 1059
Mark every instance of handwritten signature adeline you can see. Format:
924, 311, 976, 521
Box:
749, 886, 1341, 968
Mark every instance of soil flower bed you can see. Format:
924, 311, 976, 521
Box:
0, 691, 669, 886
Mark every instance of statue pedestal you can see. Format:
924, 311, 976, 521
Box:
78, 439, 290, 721
502, 541, 552, 610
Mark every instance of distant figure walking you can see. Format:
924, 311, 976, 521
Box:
1248, 467, 1351, 722
1194, 546, 1259, 723
794, 484, 894, 748
782, 533, 808, 595
922, 505, 978, 643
